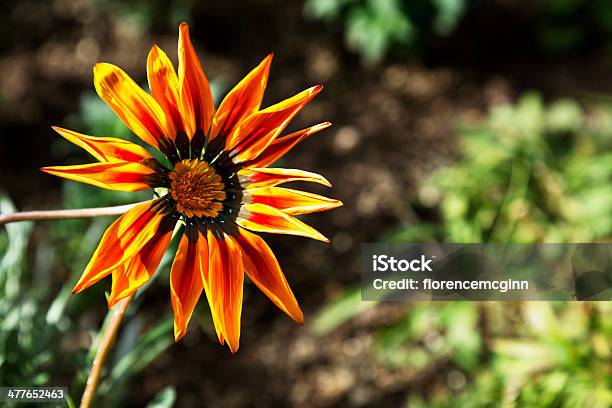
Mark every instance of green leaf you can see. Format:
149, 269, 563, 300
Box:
146, 386, 177, 408
0, 193, 32, 300
311, 288, 376, 335
108, 317, 174, 383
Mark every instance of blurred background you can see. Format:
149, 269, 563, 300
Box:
0, 0, 611, 407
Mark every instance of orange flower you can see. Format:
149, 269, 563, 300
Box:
42, 23, 341, 352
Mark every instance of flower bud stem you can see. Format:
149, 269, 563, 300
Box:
80, 294, 134, 408
0, 202, 147, 226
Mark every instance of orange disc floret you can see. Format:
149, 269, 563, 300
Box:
170, 159, 226, 218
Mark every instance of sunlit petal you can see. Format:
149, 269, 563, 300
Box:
51, 126, 152, 163
211, 54, 273, 139
178, 22, 215, 138
72, 200, 166, 293
226, 85, 323, 163
239, 167, 332, 188
207, 230, 244, 353
237, 203, 329, 242
147, 45, 183, 134
170, 228, 204, 341
40, 161, 156, 192
93, 63, 175, 148
235, 227, 303, 323
191, 229, 224, 345
244, 122, 331, 168
108, 215, 177, 307
245, 187, 342, 215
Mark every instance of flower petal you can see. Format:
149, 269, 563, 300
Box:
41, 161, 156, 192
245, 187, 343, 215
235, 227, 303, 324
93, 63, 175, 148
244, 122, 331, 168
72, 200, 167, 293
207, 230, 244, 353
170, 227, 204, 341
147, 45, 183, 134
178, 22, 215, 138
227, 85, 323, 163
211, 54, 273, 140
51, 126, 152, 163
237, 203, 329, 242
239, 167, 332, 188
108, 215, 177, 307
193, 229, 224, 345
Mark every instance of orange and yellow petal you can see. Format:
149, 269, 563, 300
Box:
235, 227, 303, 324
170, 229, 204, 341
147, 45, 183, 135
207, 230, 244, 353
189, 229, 224, 345
178, 22, 215, 138
108, 216, 177, 307
211, 54, 273, 139
226, 85, 323, 163
51, 126, 152, 163
72, 200, 167, 293
245, 187, 342, 215
40, 161, 156, 192
237, 203, 329, 242
93, 63, 175, 149
244, 122, 331, 168
239, 167, 331, 188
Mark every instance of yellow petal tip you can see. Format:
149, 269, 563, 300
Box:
294, 311, 305, 325
317, 233, 331, 243
311, 84, 323, 95
174, 329, 186, 342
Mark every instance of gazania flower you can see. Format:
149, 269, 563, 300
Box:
42, 23, 341, 352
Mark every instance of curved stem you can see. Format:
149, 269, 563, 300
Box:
80, 294, 134, 408
0, 202, 146, 226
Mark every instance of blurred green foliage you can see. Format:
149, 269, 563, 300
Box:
375, 302, 480, 371
534, 0, 612, 54
315, 92, 612, 406
305, 0, 612, 63
407, 92, 612, 243
304, 0, 466, 64
405, 302, 612, 407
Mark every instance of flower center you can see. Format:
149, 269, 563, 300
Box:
169, 159, 226, 218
